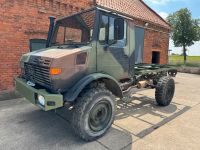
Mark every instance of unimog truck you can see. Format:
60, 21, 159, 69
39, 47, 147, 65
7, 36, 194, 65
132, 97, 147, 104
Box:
15, 7, 177, 141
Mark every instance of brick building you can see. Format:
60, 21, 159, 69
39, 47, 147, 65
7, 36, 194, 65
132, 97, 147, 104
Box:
0, 0, 170, 93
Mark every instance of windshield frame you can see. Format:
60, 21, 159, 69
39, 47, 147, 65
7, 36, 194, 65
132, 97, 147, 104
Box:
50, 7, 98, 46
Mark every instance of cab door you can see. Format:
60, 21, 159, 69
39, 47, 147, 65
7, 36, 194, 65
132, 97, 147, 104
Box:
97, 12, 130, 80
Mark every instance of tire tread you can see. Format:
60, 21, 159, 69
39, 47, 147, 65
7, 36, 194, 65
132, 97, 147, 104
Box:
72, 83, 115, 141
155, 76, 175, 106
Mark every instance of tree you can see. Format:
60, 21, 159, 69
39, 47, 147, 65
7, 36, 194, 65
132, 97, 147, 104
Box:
167, 8, 200, 64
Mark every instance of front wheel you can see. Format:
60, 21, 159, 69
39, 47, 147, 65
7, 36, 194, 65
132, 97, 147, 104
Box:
155, 76, 175, 106
72, 85, 116, 141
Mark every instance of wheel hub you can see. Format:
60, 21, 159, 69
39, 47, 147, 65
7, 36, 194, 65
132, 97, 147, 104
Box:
89, 100, 112, 132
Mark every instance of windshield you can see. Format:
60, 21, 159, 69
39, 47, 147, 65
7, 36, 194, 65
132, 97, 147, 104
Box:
52, 10, 96, 45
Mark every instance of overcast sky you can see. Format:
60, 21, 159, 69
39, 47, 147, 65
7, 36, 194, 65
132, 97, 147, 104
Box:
143, 0, 200, 56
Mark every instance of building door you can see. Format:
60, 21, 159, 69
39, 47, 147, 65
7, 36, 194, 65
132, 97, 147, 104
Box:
152, 51, 160, 64
135, 27, 144, 64
97, 13, 129, 80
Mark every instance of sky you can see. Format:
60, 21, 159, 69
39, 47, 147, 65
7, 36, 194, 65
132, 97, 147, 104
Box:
143, 0, 200, 56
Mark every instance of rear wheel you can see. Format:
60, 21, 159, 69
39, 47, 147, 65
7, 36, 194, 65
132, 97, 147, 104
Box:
155, 76, 175, 106
72, 85, 116, 141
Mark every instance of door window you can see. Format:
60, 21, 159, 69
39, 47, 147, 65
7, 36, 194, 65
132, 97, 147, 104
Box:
99, 14, 127, 47
99, 15, 109, 44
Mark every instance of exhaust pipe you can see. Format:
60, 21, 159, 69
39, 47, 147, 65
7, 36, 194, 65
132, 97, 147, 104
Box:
46, 16, 56, 48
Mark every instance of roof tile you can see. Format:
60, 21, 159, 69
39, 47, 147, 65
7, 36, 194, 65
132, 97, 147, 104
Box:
96, 0, 170, 28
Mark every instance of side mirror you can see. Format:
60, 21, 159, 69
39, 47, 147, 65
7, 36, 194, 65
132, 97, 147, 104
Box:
29, 39, 47, 52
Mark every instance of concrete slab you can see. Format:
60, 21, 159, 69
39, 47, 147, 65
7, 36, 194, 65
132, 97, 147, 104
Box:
131, 104, 200, 150
0, 73, 200, 150
0, 99, 107, 150
114, 116, 152, 135
98, 125, 138, 150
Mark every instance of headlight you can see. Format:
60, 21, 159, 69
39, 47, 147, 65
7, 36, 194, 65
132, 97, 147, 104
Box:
38, 95, 45, 106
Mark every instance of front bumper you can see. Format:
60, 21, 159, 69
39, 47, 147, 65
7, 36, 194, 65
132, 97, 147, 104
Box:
15, 78, 63, 111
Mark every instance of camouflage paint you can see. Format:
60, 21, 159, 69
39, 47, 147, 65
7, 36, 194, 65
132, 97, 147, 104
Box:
15, 78, 63, 111
20, 45, 97, 93
17, 8, 136, 110
16, 7, 177, 112
96, 16, 135, 79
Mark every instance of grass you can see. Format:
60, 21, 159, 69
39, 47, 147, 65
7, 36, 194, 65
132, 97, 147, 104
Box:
169, 55, 200, 67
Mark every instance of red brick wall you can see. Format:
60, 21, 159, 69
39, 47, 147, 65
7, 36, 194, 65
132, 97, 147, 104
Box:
133, 19, 170, 65
0, 0, 92, 91
143, 29, 169, 64
0, 0, 169, 91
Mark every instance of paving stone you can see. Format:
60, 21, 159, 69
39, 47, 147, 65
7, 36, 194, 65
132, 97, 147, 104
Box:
98, 125, 138, 150
114, 116, 152, 135
138, 113, 163, 125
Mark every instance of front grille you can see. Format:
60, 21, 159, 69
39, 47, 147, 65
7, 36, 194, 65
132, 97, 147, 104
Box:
24, 63, 51, 87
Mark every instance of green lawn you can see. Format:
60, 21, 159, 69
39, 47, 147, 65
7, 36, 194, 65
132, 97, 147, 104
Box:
169, 55, 200, 66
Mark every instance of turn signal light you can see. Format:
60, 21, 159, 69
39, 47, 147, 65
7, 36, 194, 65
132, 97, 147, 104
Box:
50, 68, 62, 75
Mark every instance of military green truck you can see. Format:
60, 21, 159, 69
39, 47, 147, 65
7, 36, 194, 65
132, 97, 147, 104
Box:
15, 7, 177, 141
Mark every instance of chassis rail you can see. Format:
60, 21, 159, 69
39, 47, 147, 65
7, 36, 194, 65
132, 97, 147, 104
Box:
121, 64, 177, 91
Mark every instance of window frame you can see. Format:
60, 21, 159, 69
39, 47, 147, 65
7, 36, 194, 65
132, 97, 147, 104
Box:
98, 15, 109, 44
51, 9, 97, 46
98, 12, 128, 47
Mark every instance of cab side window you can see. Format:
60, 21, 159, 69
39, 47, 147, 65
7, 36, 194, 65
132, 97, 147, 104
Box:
99, 14, 127, 47
99, 15, 109, 44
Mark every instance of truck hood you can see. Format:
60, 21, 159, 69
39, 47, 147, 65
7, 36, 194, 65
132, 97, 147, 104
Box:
30, 46, 89, 59
20, 45, 92, 93
21, 46, 91, 64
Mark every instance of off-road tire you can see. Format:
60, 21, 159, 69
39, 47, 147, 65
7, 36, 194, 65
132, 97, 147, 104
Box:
72, 84, 116, 141
155, 76, 175, 106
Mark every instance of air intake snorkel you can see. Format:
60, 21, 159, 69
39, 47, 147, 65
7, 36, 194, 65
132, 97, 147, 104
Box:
46, 16, 56, 48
